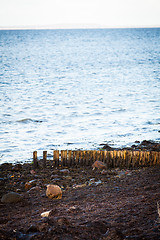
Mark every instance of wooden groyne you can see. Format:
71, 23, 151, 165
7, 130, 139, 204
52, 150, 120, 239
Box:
33, 150, 160, 169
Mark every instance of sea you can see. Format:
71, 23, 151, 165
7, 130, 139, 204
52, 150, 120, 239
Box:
0, 28, 160, 164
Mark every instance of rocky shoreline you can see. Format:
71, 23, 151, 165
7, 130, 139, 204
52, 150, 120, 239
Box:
100, 140, 160, 152
0, 140, 160, 239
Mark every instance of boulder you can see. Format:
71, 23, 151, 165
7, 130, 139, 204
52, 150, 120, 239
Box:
92, 160, 106, 170
1, 192, 22, 203
46, 184, 62, 199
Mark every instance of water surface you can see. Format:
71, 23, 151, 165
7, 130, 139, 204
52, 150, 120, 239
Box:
0, 28, 160, 163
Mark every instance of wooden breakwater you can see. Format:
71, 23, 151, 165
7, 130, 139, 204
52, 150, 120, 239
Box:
33, 150, 160, 169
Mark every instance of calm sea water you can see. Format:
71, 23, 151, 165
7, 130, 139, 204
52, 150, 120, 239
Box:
0, 28, 160, 163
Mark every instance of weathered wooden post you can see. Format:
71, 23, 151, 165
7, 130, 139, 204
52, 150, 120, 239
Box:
90, 150, 94, 165
116, 151, 120, 168
79, 151, 83, 165
85, 150, 88, 166
103, 151, 107, 164
97, 150, 101, 161
68, 150, 72, 166
139, 151, 142, 166
54, 150, 59, 167
43, 151, 47, 168
132, 151, 136, 168
113, 150, 117, 167
106, 151, 110, 168
75, 151, 78, 166
146, 151, 150, 166
82, 151, 86, 166
33, 151, 38, 169
153, 152, 158, 166
110, 151, 114, 168
61, 150, 64, 166
128, 151, 132, 168
93, 150, 96, 163
64, 150, 67, 166
72, 151, 75, 166
158, 152, 160, 165
122, 150, 124, 168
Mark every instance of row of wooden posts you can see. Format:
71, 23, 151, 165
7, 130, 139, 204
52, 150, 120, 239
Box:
33, 150, 160, 169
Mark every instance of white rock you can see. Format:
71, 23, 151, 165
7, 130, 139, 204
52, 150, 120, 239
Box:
73, 183, 86, 189
41, 210, 52, 218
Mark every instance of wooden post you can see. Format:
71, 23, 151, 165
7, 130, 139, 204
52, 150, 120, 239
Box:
80, 151, 83, 165
93, 150, 96, 163
146, 151, 150, 166
113, 150, 117, 167
116, 151, 120, 168
97, 150, 101, 161
132, 151, 136, 168
68, 150, 72, 167
128, 151, 132, 168
110, 151, 114, 168
120, 151, 123, 168
150, 151, 154, 166
157, 152, 160, 165
85, 151, 88, 166
139, 151, 142, 166
53, 150, 56, 167
43, 151, 47, 168
122, 150, 126, 168
75, 151, 80, 166
83, 151, 86, 166
61, 150, 64, 166
54, 150, 59, 167
72, 151, 75, 166
89, 151, 93, 165
106, 151, 110, 168
153, 152, 158, 165
64, 150, 67, 166
33, 151, 38, 169
141, 151, 145, 166
103, 151, 107, 164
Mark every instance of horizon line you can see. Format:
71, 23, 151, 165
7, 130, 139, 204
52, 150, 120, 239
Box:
0, 23, 160, 30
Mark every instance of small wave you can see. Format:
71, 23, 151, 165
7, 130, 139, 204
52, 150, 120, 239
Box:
17, 118, 43, 123
112, 108, 126, 113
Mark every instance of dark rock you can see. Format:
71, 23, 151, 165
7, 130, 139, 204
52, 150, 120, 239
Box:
1, 192, 22, 203
55, 217, 70, 226
100, 144, 114, 150
0, 163, 12, 170
102, 228, 124, 240
12, 164, 22, 171
131, 145, 137, 148
0, 178, 7, 186
15, 231, 42, 240
26, 224, 39, 233
141, 140, 154, 146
